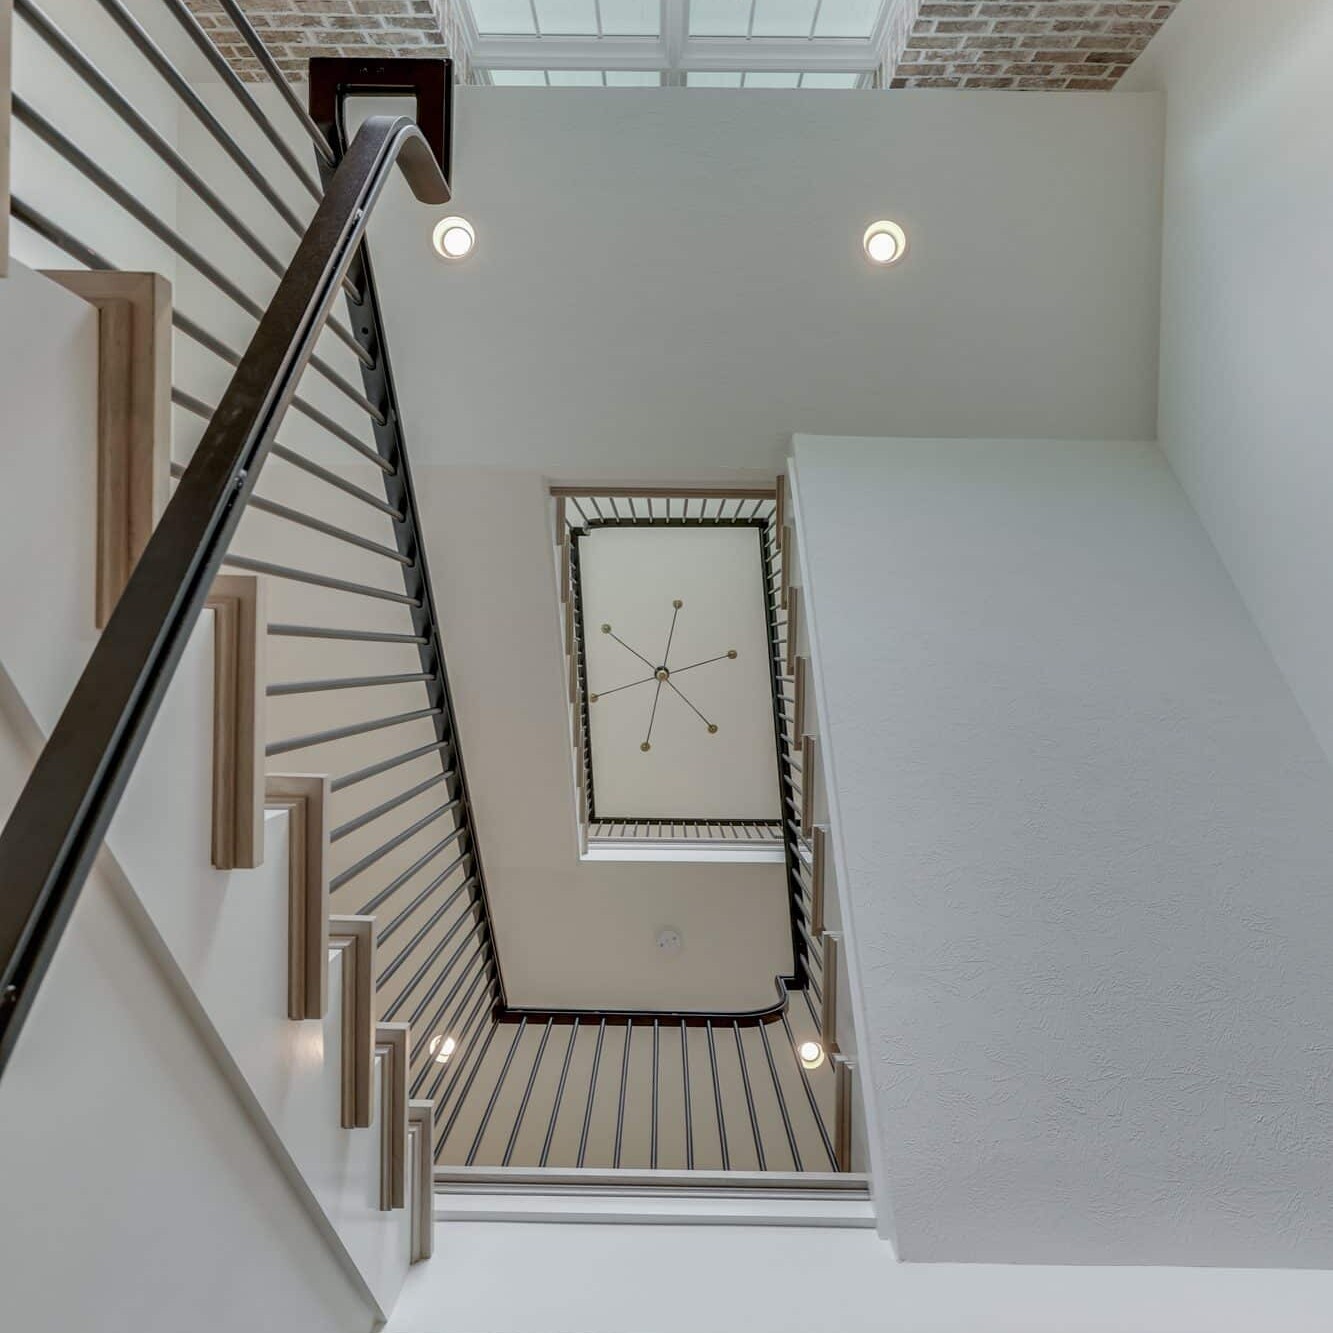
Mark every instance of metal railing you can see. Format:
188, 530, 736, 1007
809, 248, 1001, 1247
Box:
0, 0, 487, 1078
2, 8, 849, 1173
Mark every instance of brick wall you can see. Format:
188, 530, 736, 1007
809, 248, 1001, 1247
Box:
889, 0, 1178, 90
187, 0, 469, 83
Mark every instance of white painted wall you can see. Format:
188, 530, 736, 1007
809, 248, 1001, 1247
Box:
792, 434, 1333, 1267
384, 1219, 1333, 1333
366, 86, 1164, 473
0, 704, 378, 1333
1121, 0, 1333, 769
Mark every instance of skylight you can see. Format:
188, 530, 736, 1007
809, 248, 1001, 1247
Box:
462, 0, 888, 87
689, 0, 881, 39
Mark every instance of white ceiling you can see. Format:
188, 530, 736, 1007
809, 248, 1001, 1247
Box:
457, 0, 903, 86
579, 525, 781, 820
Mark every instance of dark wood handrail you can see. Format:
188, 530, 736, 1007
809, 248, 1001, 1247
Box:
0, 111, 449, 1078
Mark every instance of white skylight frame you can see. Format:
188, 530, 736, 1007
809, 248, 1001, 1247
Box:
457, 0, 913, 86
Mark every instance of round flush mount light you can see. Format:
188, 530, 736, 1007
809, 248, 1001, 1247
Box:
798, 1039, 826, 1070
432, 215, 476, 260
428, 1034, 457, 1064
862, 219, 907, 267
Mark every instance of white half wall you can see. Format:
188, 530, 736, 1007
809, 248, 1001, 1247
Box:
0, 703, 377, 1333
1122, 0, 1333, 769
791, 434, 1333, 1267
383, 1219, 1333, 1333
366, 87, 1164, 474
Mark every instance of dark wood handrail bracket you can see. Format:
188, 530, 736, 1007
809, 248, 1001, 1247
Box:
0, 103, 449, 1076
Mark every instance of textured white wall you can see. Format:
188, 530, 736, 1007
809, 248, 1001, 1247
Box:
792, 434, 1333, 1266
1122, 0, 1333, 769
366, 86, 1164, 474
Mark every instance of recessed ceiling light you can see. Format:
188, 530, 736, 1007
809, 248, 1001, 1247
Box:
432, 215, 476, 260
798, 1039, 826, 1070
428, 1034, 458, 1064
862, 219, 906, 267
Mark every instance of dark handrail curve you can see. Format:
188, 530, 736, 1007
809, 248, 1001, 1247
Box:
0, 114, 448, 1078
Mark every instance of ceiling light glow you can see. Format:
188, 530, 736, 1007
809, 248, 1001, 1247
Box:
798, 1039, 826, 1070
432, 215, 476, 260
862, 219, 906, 267
428, 1034, 458, 1063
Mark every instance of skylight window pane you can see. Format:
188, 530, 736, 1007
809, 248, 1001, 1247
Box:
689, 0, 751, 37
597, 0, 659, 35
605, 69, 663, 85
487, 68, 549, 84
743, 70, 801, 87
750, 0, 818, 38
548, 68, 606, 84
686, 70, 744, 86
535, 0, 598, 34
471, 0, 537, 35
798, 70, 860, 87
812, 0, 880, 38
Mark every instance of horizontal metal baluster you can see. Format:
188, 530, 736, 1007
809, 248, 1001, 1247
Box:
268, 707, 442, 758
172, 307, 384, 435
208, 0, 338, 169
330, 806, 460, 890
437, 1016, 501, 1152
11, 195, 108, 268
681, 1020, 694, 1169
758, 1020, 803, 1172
503, 1019, 553, 1166
271, 624, 427, 646
734, 1022, 766, 1171
540, 1019, 579, 1167
614, 1018, 632, 1168
415, 960, 488, 1096
378, 859, 471, 944
268, 445, 403, 516
376, 890, 471, 988
88, 0, 309, 236
330, 771, 449, 841
171, 468, 408, 565
781, 1012, 837, 1170
707, 1020, 729, 1170
172, 391, 403, 519
466, 1020, 527, 1165
13, 93, 369, 377
157, 0, 332, 190
270, 672, 434, 699
651, 1019, 660, 1170
15, 0, 290, 280
220, 555, 419, 607
332, 740, 450, 792
577, 1019, 607, 1168
386, 917, 485, 1023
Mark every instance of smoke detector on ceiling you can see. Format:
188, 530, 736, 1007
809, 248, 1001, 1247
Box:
655, 927, 683, 955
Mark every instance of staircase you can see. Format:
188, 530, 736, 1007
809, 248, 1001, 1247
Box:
0, 9, 872, 1327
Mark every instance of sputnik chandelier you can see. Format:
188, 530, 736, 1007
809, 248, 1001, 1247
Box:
590, 599, 737, 752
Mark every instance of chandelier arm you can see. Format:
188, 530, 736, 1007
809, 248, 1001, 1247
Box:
590, 674, 655, 700
665, 679, 715, 730
607, 630, 656, 671
668, 653, 731, 678
644, 679, 664, 749
662, 603, 681, 667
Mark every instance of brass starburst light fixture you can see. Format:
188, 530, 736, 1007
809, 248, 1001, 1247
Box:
589, 599, 737, 754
